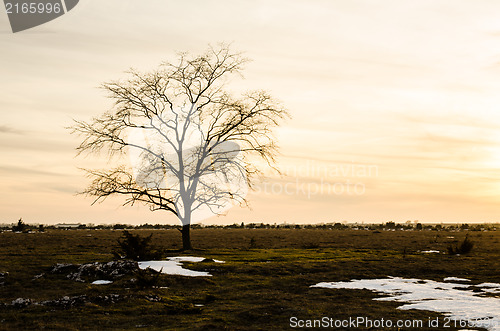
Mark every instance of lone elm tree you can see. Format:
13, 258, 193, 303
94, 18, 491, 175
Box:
71, 44, 288, 250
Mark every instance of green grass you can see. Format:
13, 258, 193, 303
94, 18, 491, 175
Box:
0, 228, 498, 330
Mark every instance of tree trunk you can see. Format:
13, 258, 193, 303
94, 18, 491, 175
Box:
181, 224, 192, 250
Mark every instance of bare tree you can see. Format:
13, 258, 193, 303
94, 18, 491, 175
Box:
71, 44, 288, 250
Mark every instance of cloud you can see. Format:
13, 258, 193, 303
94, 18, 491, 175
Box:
400, 114, 500, 131
0, 165, 69, 177
0, 125, 23, 135
0, 134, 75, 152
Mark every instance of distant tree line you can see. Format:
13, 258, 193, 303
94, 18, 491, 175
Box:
0, 220, 498, 232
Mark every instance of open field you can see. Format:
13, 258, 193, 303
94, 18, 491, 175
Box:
0, 228, 499, 330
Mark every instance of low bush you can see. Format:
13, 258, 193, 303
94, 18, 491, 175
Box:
448, 236, 474, 255
12, 218, 25, 232
113, 230, 164, 261
134, 267, 161, 289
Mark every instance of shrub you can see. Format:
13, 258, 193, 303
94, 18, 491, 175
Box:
12, 218, 25, 232
249, 237, 257, 249
134, 267, 161, 289
113, 230, 163, 261
448, 236, 474, 255
385, 221, 396, 229
113, 224, 127, 230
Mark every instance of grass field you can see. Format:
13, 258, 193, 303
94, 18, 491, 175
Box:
0, 228, 499, 330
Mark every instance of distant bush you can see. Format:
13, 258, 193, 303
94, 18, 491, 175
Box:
385, 221, 396, 229
448, 236, 474, 255
249, 237, 257, 249
12, 218, 25, 232
333, 222, 346, 230
113, 231, 163, 261
113, 224, 128, 230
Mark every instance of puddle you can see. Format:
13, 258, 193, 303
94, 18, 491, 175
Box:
167, 256, 225, 264
91, 280, 113, 285
312, 277, 500, 330
138, 256, 224, 277
419, 250, 441, 254
444, 277, 471, 282
478, 283, 500, 294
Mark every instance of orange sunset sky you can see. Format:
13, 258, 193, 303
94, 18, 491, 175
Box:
2, 0, 500, 225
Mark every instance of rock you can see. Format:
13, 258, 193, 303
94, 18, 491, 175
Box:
32, 273, 45, 280
92, 294, 122, 304
0, 271, 8, 285
40, 295, 89, 308
50, 263, 77, 274
11, 298, 32, 307
7, 293, 161, 309
0, 271, 8, 277
144, 295, 162, 302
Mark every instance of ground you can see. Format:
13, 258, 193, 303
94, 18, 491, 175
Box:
0, 228, 498, 330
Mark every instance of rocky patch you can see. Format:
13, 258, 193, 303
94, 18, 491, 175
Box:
8, 294, 127, 309
47, 260, 138, 282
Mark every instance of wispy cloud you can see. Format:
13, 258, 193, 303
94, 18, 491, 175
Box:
0, 125, 23, 135
0, 165, 68, 177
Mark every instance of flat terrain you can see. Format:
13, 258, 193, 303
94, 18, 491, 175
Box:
0, 228, 499, 330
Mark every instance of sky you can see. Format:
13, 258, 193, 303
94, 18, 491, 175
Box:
2, 0, 500, 225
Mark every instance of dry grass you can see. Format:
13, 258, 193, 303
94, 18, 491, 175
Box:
0, 228, 498, 330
